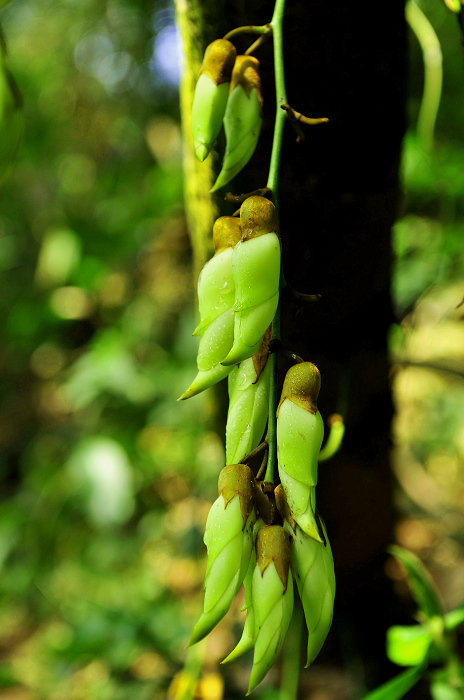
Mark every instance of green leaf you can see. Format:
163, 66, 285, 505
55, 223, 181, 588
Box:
430, 668, 464, 700
359, 665, 425, 700
430, 681, 463, 700
389, 546, 443, 619
387, 624, 432, 666
444, 604, 464, 631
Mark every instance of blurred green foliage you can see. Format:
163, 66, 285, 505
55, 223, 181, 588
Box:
0, 0, 463, 698
0, 0, 228, 697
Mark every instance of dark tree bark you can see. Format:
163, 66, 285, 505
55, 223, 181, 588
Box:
178, 0, 407, 692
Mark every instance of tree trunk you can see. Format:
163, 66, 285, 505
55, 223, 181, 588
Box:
177, 0, 407, 691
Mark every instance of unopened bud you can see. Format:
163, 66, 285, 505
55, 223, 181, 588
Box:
211, 56, 263, 191
277, 363, 324, 541
192, 39, 237, 162
247, 525, 294, 694
188, 464, 255, 646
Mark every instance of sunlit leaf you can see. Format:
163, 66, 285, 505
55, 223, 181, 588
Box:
431, 681, 464, 700
430, 667, 464, 700
388, 546, 444, 620
445, 605, 464, 631
387, 624, 432, 666
359, 665, 425, 700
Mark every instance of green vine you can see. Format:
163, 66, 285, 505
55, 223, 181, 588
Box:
263, 0, 287, 486
180, 1, 335, 695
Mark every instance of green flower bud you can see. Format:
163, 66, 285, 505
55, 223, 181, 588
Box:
222, 197, 280, 366
193, 217, 242, 337
248, 525, 294, 694
222, 518, 265, 664
178, 308, 235, 400
225, 333, 271, 464
179, 217, 243, 400
285, 520, 335, 667
277, 363, 324, 542
197, 306, 235, 371
210, 56, 263, 192
192, 39, 237, 162
189, 464, 255, 646
178, 358, 234, 401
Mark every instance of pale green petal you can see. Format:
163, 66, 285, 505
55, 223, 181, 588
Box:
204, 496, 244, 568
289, 523, 318, 581
222, 294, 278, 366
248, 565, 294, 694
305, 585, 334, 667
194, 247, 235, 334
288, 523, 335, 667
232, 234, 281, 311
226, 357, 271, 464
294, 506, 322, 543
197, 307, 235, 370
278, 473, 312, 515
210, 85, 262, 191
221, 605, 255, 663
189, 499, 254, 646
254, 603, 283, 664
277, 402, 324, 485
220, 332, 263, 367
188, 575, 238, 646
228, 358, 258, 395
192, 76, 229, 161
253, 562, 285, 623
178, 362, 233, 400
204, 537, 243, 612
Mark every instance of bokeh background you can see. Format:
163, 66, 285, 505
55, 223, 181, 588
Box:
0, 0, 463, 698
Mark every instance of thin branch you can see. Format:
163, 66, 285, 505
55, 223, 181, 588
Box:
239, 440, 269, 464
245, 32, 271, 55
281, 103, 329, 143
393, 359, 464, 380
223, 24, 271, 41
224, 187, 271, 204
405, 0, 442, 151
255, 449, 269, 480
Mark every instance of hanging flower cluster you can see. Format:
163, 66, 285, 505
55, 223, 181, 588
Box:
179, 195, 280, 401
179, 26, 338, 694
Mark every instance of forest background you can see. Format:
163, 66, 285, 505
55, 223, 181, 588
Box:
0, 0, 463, 698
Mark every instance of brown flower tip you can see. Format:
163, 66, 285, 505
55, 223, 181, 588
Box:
218, 463, 255, 529
252, 326, 271, 381
328, 413, 343, 426
240, 195, 279, 241
230, 55, 262, 103
212, 216, 242, 255
276, 362, 321, 416
274, 484, 296, 533
201, 39, 237, 86
253, 479, 273, 525
256, 524, 291, 592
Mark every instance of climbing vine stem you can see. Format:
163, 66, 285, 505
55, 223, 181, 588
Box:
264, 0, 287, 485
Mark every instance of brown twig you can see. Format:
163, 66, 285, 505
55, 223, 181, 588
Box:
255, 449, 269, 480
224, 187, 272, 204
393, 359, 464, 380
287, 287, 322, 303
239, 440, 269, 465
281, 103, 329, 143
268, 338, 304, 364
223, 24, 270, 41
245, 31, 271, 55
